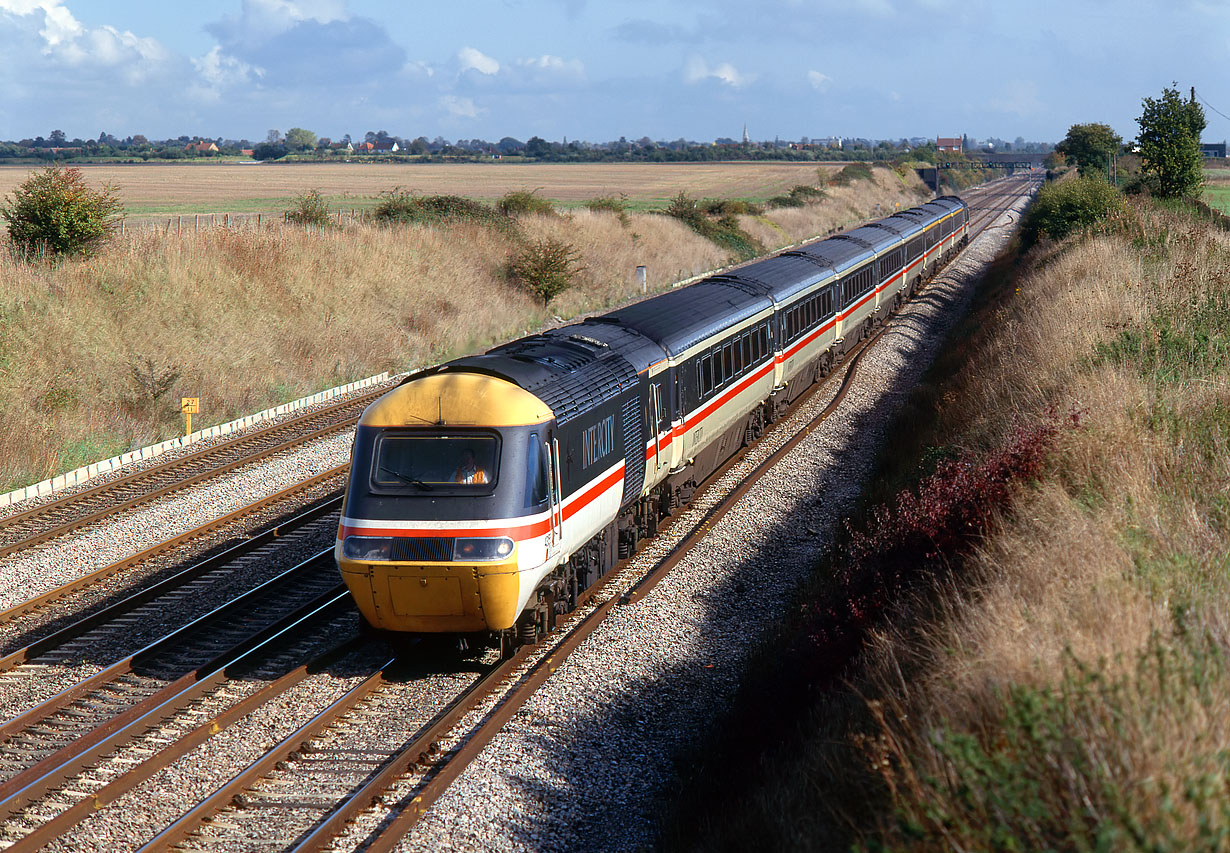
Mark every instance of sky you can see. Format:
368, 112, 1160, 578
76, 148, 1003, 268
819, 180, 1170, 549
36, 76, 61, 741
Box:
1, 0, 1228, 146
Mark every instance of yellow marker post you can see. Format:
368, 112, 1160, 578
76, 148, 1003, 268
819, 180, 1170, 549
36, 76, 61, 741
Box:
181, 397, 200, 436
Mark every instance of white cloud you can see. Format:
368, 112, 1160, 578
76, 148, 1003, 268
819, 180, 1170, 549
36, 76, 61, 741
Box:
0, 1, 169, 72
518, 54, 584, 75
684, 56, 750, 87
0, 0, 82, 47
807, 70, 832, 93
193, 45, 262, 88
458, 46, 499, 75
441, 95, 481, 119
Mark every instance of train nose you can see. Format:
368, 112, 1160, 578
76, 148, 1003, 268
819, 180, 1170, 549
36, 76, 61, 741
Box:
339, 555, 522, 632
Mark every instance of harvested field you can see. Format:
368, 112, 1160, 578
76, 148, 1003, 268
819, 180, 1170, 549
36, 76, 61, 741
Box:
0, 161, 841, 222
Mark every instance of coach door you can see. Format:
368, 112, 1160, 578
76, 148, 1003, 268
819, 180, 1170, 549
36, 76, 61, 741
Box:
649, 378, 671, 482
545, 436, 564, 558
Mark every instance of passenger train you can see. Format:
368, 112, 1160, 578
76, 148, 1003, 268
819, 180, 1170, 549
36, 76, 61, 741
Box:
336, 195, 969, 645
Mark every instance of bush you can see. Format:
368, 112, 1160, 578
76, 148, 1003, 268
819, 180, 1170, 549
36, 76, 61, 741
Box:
507, 238, 584, 304
768, 184, 827, 208
2, 166, 123, 258
374, 189, 513, 232
700, 198, 762, 216
1020, 176, 1126, 246
828, 163, 874, 187
664, 191, 764, 261
497, 189, 555, 217
584, 194, 630, 225
283, 188, 331, 227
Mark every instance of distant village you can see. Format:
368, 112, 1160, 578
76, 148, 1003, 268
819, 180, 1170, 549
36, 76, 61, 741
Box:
0, 128, 1057, 164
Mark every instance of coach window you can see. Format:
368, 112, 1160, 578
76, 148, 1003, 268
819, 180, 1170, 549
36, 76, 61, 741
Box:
701, 355, 712, 397
742, 334, 752, 369
733, 336, 743, 374
723, 342, 733, 380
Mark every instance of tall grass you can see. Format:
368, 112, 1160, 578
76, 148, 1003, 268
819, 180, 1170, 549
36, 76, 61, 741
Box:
665, 196, 1230, 850
0, 165, 923, 492
0, 213, 724, 490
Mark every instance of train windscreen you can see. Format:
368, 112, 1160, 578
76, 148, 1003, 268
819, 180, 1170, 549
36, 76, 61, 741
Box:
372, 434, 499, 488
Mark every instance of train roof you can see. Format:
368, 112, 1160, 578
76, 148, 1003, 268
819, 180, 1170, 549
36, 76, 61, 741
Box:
595, 280, 772, 356
790, 233, 875, 273
444, 328, 640, 426
546, 321, 666, 374
877, 213, 924, 239
711, 253, 836, 305
840, 223, 903, 253
892, 206, 943, 227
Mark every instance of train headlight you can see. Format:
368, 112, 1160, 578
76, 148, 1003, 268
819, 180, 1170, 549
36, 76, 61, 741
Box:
453, 537, 515, 561
342, 536, 394, 561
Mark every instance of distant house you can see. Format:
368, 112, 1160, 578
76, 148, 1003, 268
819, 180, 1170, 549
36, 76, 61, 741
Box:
937, 137, 963, 152
330, 140, 354, 152
1201, 142, 1227, 158
185, 140, 219, 153
355, 142, 375, 153
371, 140, 400, 152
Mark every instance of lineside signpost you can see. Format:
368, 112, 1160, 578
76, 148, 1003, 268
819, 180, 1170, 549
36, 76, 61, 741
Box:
181, 397, 200, 436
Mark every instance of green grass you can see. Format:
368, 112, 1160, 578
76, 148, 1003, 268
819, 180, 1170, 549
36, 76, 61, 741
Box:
1204, 185, 1230, 216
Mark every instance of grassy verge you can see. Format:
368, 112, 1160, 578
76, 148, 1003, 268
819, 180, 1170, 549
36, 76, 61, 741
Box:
0, 167, 924, 492
662, 191, 1230, 849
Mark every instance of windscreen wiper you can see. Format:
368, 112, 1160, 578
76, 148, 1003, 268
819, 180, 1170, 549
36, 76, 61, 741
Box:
379, 466, 433, 490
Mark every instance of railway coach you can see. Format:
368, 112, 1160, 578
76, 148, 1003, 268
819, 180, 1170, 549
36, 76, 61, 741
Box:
336, 195, 968, 647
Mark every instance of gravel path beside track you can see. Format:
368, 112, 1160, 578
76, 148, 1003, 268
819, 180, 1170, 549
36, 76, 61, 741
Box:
387, 194, 1033, 852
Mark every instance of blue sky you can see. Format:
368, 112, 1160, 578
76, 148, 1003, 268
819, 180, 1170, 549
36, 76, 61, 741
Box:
1, 0, 1227, 145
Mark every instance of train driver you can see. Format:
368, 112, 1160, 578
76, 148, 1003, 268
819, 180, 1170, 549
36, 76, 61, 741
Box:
453, 448, 489, 484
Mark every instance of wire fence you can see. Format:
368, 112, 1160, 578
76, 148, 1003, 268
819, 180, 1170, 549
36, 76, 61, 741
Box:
121, 209, 372, 232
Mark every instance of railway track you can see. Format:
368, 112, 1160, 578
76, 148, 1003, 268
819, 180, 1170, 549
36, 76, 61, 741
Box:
0, 551, 358, 849
125, 176, 1040, 852
0, 176, 1036, 850
0, 469, 346, 656
0, 389, 389, 561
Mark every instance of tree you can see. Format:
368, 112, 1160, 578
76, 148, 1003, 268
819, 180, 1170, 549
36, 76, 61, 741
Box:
1137, 84, 1205, 199
525, 136, 552, 158
1055, 123, 1121, 179
49, 129, 66, 145
284, 127, 317, 151
251, 141, 287, 161
2, 166, 123, 258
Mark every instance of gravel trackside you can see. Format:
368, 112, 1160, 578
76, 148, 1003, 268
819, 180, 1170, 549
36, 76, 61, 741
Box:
382, 194, 1032, 853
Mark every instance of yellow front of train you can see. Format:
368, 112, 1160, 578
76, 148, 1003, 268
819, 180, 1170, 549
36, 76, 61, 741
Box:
336, 370, 556, 633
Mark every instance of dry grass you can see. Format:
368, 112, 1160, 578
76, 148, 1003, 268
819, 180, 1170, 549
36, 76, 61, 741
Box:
0, 164, 914, 492
666, 196, 1230, 850
738, 164, 930, 249
0, 215, 724, 489
854, 198, 1230, 847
